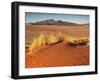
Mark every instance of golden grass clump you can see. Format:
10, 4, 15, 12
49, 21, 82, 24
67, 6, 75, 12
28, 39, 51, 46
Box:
63, 34, 76, 42
47, 33, 59, 44
37, 33, 47, 46
29, 33, 47, 52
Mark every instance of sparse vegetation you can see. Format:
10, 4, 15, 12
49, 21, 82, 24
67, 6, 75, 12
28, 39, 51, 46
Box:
27, 32, 89, 52
73, 39, 88, 46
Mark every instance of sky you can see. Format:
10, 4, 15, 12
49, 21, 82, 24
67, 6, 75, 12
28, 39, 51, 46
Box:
25, 12, 89, 24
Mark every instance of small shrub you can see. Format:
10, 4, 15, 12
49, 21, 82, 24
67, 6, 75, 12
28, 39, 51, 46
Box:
68, 42, 78, 47
78, 40, 87, 45
73, 39, 88, 46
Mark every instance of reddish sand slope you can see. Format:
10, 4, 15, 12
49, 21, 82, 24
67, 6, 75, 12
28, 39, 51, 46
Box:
25, 42, 89, 68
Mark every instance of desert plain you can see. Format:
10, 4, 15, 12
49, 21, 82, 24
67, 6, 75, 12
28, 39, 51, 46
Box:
25, 22, 89, 68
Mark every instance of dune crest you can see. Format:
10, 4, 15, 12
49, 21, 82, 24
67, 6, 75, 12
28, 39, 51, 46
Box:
28, 32, 89, 53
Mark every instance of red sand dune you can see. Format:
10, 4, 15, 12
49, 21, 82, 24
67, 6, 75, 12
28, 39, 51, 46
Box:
25, 42, 89, 68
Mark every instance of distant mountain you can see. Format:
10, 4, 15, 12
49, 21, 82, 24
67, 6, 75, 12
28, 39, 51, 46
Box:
83, 23, 89, 26
29, 19, 81, 26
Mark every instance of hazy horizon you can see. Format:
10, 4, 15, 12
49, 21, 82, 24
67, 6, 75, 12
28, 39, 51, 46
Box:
25, 12, 90, 24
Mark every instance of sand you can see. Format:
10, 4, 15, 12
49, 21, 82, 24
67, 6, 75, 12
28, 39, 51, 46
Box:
25, 42, 89, 68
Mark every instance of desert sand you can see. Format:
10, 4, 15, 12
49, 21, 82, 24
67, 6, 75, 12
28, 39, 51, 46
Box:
25, 24, 89, 68
25, 42, 89, 68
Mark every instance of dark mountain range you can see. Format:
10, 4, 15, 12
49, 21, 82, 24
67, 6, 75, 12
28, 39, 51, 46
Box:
29, 19, 81, 26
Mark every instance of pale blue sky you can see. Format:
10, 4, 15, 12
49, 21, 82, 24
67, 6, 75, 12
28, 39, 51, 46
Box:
25, 12, 89, 24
